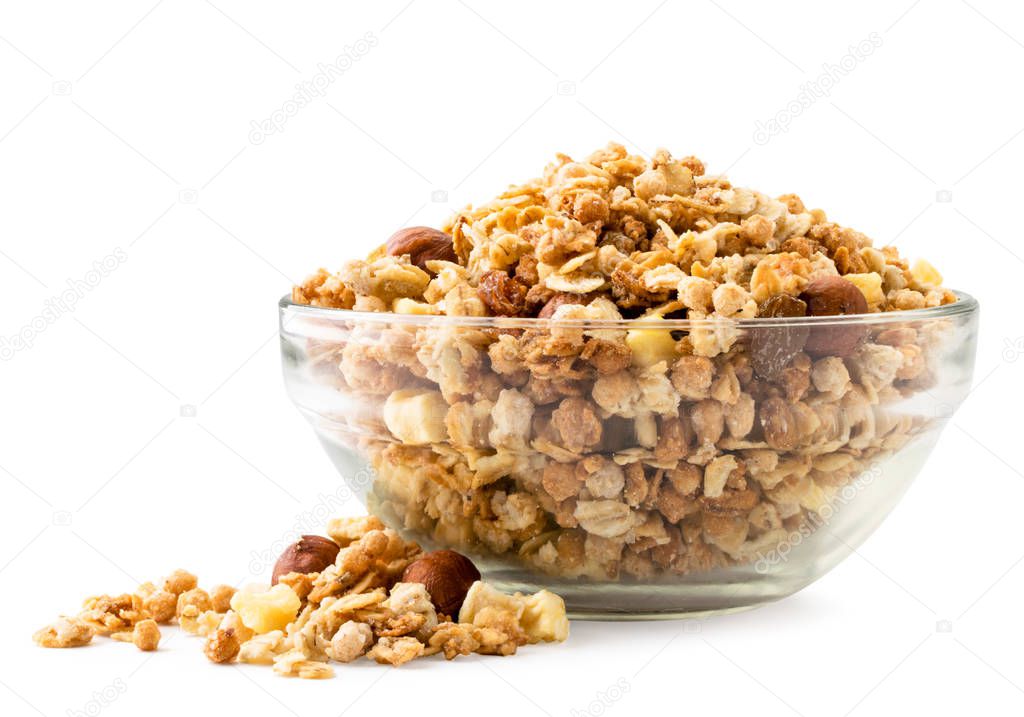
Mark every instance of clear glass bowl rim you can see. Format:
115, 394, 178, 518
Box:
279, 290, 977, 330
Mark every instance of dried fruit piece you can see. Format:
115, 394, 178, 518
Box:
401, 550, 481, 619
271, 535, 340, 585
382, 389, 448, 445
230, 585, 301, 634
799, 276, 869, 356
385, 226, 456, 271
626, 316, 677, 368
750, 294, 809, 380
519, 590, 569, 643
478, 271, 529, 316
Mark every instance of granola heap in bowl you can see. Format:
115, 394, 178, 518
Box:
282, 143, 978, 617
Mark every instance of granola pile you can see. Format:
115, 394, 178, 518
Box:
290, 143, 958, 581
33, 516, 569, 677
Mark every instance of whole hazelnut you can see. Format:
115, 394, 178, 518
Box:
401, 550, 481, 619
271, 535, 339, 585
385, 226, 456, 271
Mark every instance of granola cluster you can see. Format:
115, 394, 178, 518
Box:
290, 143, 960, 581
296, 143, 954, 320
32, 567, 237, 650
257, 517, 567, 678
34, 516, 569, 679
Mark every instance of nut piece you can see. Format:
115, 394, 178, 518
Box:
799, 276, 869, 356
271, 535, 340, 585
401, 550, 481, 619
204, 627, 241, 664
385, 226, 456, 271
750, 294, 809, 380
132, 619, 161, 651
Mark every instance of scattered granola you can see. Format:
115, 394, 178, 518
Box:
289, 143, 960, 582
34, 519, 568, 680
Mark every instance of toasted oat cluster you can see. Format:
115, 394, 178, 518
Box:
290, 144, 959, 581
31, 568, 229, 650
294, 143, 953, 320
34, 516, 569, 679
261, 518, 566, 678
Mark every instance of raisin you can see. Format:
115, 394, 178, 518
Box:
750, 294, 809, 381
477, 271, 529, 317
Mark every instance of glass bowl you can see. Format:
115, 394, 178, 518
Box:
279, 293, 978, 619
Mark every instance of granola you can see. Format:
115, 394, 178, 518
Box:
290, 143, 960, 582
34, 518, 569, 679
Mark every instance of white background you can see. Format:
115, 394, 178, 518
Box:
1, 1, 1022, 715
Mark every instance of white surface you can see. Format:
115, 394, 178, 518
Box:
1, 1, 1021, 715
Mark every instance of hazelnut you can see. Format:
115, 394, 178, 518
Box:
750, 294, 809, 381
401, 550, 481, 619
385, 226, 456, 271
271, 535, 339, 585
799, 276, 869, 356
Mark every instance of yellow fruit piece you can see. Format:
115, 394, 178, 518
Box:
383, 389, 448, 445
626, 316, 678, 369
230, 585, 301, 635
843, 272, 885, 307
392, 298, 439, 315
520, 590, 569, 643
910, 259, 942, 289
